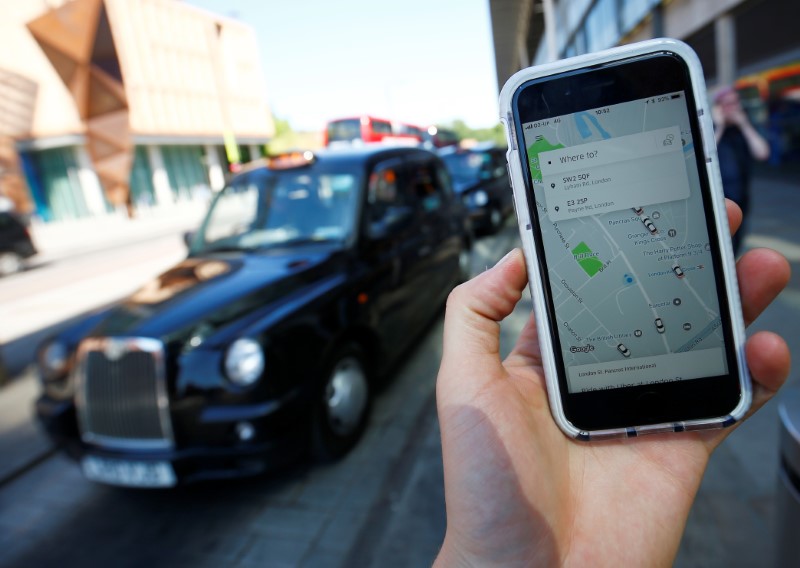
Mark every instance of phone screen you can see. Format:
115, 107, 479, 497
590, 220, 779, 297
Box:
513, 53, 742, 429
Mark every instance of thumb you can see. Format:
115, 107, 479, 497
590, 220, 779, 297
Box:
438, 249, 529, 399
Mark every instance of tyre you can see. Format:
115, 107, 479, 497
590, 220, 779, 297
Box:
312, 345, 370, 461
0, 252, 23, 276
458, 245, 472, 283
488, 207, 504, 234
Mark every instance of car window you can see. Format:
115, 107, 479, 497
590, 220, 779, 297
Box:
202, 177, 260, 244
366, 159, 411, 237
196, 167, 360, 253
407, 157, 445, 213
372, 120, 393, 135
327, 119, 361, 143
441, 151, 492, 183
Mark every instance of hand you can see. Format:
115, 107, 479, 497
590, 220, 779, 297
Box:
434, 201, 790, 567
725, 105, 749, 128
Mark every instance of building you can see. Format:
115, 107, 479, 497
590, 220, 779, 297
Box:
0, 0, 274, 223
489, 0, 800, 163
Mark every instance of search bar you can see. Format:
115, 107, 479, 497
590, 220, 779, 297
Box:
539, 126, 690, 221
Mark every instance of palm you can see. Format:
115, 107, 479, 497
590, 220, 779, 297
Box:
440, 341, 713, 566
436, 235, 790, 567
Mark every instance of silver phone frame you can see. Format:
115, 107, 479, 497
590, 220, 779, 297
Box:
499, 38, 751, 440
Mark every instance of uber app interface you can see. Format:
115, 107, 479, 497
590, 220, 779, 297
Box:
522, 92, 729, 393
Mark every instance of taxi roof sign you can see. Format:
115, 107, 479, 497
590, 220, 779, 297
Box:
266, 151, 316, 170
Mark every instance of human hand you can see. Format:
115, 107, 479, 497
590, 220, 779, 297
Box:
434, 201, 790, 567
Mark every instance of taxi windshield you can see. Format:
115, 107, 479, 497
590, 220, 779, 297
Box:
441, 151, 492, 185
193, 165, 361, 254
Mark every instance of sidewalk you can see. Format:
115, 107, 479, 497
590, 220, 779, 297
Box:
26, 199, 207, 266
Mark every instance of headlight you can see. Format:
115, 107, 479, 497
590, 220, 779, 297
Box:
473, 190, 489, 207
40, 340, 69, 379
224, 338, 265, 386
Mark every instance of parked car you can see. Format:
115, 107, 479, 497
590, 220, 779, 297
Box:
0, 210, 36, 276
423, 126, 459, 149
439, 143, 513, 234
35, 146, 471, 487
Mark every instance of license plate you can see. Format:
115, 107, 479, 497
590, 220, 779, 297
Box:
81, 456, 177, 488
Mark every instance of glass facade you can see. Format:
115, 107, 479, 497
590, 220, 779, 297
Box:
585, 0, 618, 53
26, 147, 93, 222
554, 0, 661, 62
160, 145, 209, 200
129, 146, 156, 208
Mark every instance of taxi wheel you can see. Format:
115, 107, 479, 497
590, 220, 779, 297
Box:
489, 207, 504, 233
0, 252, 23, 276
458, 246, 472, 283
312, 345, 371, 461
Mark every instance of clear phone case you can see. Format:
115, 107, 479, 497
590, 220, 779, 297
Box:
499, 38, 752, 440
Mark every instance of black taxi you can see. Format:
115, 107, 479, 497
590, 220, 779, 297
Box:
35, 146, 471, 487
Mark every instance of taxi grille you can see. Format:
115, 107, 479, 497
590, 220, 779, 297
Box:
76, 338, 173, 449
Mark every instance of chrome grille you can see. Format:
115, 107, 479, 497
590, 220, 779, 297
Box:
75, 337, 174, 449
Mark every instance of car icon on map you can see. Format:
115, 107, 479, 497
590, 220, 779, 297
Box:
654, 317, 665, 333
632, 206, 643, 215
641, 216, 658, 234
672, 265, 685, 278
617, 343, 631, 358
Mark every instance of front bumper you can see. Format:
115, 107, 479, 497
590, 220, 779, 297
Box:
36, 390, 312, 485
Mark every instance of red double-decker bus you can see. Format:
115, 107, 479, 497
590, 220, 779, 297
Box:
323, 116, 425, 146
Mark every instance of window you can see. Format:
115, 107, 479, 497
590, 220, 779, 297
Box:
585, 0, 619, 54
372, 120, 393, 135
366, 159, 409, 236
407, 158, 445, 213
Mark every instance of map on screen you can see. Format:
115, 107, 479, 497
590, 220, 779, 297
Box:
522, 92, 729, 392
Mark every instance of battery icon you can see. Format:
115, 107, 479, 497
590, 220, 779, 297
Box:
671, 93, 681, 99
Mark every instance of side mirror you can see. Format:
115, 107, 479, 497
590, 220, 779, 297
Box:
183, 230, 196, 249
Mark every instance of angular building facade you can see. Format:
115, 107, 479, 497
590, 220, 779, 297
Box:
0, 0, 274, 222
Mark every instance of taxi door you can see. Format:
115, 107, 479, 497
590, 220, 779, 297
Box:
359, 157, 429, 354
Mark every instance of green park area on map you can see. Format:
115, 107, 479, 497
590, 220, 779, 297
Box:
528, 137, 564, 181
572, 242, 604, 277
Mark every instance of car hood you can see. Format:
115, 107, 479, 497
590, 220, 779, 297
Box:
90, 246, 345, 341
452, 178, 482, 194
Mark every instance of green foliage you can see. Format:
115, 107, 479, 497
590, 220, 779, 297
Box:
439, 120, 506, 147
266, 116, 324, 155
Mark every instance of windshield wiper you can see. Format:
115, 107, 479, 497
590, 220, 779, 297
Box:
200, 244, 258, 254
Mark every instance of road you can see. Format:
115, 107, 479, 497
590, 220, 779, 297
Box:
0, 233, 187, 377
1, 167, 798, 568
0, 217, 524, 568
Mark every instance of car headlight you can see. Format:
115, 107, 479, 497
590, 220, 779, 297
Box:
473, 190, 489, 207
224, 338, 265, 386
39, 340, 69, 379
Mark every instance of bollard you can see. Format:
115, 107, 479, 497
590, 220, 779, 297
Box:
775, 388, 800, 567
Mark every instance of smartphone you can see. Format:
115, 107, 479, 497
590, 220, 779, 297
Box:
500, 39, 751, 439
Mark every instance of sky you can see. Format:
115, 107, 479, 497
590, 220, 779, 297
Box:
186, 0, 501, 132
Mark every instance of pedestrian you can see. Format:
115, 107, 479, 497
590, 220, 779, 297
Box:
713, 87, 770, 255
433, 207, 790, 566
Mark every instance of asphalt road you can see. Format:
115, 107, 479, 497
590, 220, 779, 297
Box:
0, 233, 187, 378
0, 218, 523, 568
1, 167, 798, 568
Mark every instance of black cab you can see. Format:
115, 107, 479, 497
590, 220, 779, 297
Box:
36, 146, 471, 487
439, 143, 513, 234
0, 210, 36, 276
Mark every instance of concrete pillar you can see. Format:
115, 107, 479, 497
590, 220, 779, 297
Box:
204, 144, 225, 191
651, 4, 665, 38
74, 146, 107, 216
146, 145, 173, 205
715, 14, 737, 87
542, 0, 557, 63
248, 144, 262, 161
